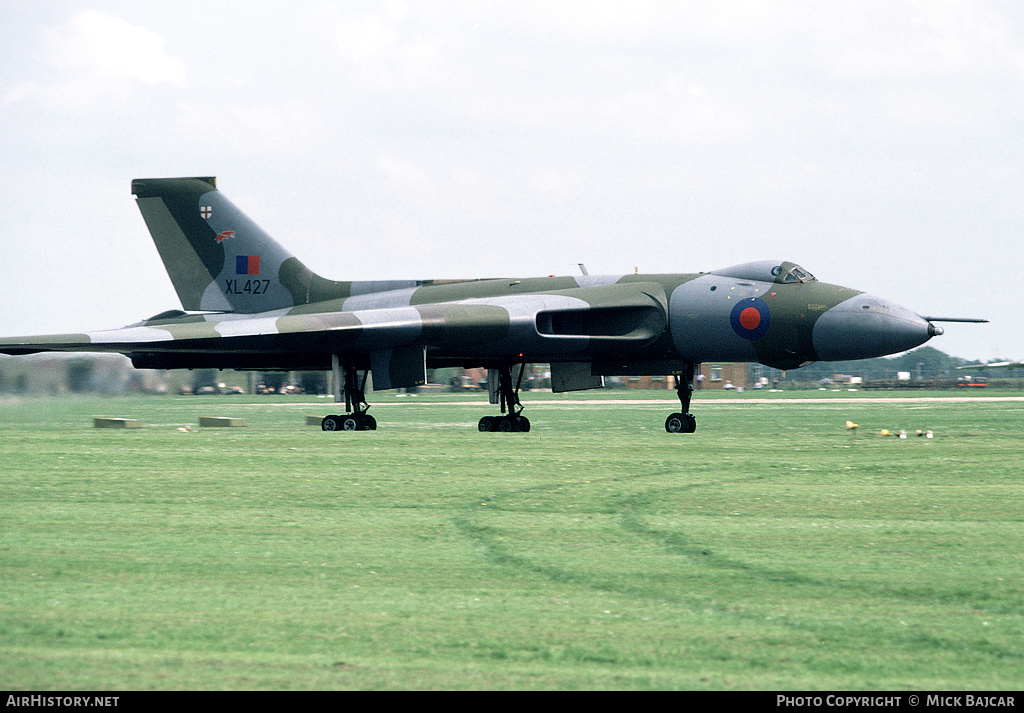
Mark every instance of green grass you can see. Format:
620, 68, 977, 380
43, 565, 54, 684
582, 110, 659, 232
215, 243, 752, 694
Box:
1, 391, 1022, 689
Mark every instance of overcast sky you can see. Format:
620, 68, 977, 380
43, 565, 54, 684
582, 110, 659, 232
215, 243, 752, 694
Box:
2, 1, 1021, 362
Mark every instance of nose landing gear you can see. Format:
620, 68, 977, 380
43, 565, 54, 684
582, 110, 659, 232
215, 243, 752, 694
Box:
665, 362, 698, 434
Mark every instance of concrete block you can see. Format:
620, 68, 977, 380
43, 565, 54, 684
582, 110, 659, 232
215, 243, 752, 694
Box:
93, 417, 142, 429
199, 416, 247, 428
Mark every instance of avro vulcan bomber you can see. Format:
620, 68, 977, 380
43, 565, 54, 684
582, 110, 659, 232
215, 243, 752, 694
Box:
0, 178, 984, 433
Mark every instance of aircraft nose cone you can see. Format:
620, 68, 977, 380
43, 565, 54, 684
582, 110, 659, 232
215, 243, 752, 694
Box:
813, 294, 935, 361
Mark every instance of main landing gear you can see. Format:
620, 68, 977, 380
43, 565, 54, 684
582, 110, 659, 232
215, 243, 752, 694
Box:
321, 411, 376, 432
665, 362, 698, 434
478, 364, 531, 433
322, 360, 377, 432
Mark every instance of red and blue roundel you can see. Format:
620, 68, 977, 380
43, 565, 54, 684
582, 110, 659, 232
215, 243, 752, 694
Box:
730, 298, 771, 340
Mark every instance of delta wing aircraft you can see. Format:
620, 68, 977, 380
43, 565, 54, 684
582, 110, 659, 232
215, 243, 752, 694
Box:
0, 177, 986, 433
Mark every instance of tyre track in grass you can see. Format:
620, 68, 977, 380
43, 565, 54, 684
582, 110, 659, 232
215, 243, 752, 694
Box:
451, 467, 1024, 665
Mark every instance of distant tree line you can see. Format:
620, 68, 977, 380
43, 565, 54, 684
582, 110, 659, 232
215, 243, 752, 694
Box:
758, 346, 1022, 387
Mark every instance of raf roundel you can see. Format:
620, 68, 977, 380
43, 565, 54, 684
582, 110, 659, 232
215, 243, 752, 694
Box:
730, 297, 771, 340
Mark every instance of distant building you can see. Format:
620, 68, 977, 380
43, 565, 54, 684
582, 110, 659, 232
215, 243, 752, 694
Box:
621, 363, 750, 391
623, 374, 673, 389
698, 363, 749, 390
0, 353, 167, 395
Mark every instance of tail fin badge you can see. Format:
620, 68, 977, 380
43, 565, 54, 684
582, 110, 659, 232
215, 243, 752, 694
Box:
236, 255, 260, 275
200, 206, 212, 219
215, 230, 236, 243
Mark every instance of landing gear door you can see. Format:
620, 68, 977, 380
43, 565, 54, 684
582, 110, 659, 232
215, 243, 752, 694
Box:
487, 369, 500, 405
487, 365, 530, 404
551, 362, 604, 393
370, 345, 426, 391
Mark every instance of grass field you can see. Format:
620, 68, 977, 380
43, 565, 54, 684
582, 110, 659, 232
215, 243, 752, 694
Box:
1, 390, 1022, 690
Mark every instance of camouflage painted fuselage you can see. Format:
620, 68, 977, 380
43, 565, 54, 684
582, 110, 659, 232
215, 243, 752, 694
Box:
1, 177, 940, 392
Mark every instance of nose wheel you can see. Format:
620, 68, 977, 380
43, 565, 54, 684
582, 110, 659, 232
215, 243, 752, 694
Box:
665, 412, 696, 433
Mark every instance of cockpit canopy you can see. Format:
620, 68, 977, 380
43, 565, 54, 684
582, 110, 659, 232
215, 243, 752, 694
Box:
709, 260, 817, 285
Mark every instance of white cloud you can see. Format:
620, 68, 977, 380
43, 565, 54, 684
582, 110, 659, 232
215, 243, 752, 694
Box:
5, 10, 187, 112
329, 7, 443, 92
48, 10, 187, 86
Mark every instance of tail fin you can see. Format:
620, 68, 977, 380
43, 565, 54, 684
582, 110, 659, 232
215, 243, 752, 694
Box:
131, 177, 342, 313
